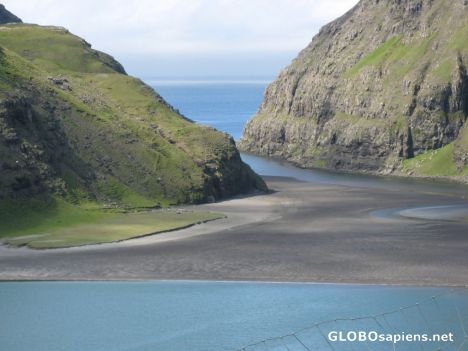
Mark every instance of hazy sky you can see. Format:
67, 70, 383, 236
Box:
4, 0, 359, 78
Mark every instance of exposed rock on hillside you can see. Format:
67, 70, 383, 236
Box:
0, 12, 266, 206
0, 4, 21, 24
240, 0, 468, 179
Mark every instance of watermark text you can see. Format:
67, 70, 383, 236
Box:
328, 331, 454, 344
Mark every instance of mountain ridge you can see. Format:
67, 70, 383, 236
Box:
0, 13, 266, 208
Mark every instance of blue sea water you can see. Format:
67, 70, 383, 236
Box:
1, 79, 468, 351
154, 79, 269, 141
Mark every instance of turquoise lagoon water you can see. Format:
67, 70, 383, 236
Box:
1, 281, 467, 351
2, 80, 468, 351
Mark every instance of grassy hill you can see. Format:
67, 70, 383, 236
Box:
0, 21, 265, 246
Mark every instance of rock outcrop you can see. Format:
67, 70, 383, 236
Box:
0, 4, 21, 24
240, 0, 468, 178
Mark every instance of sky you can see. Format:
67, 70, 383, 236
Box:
4, 0, 359, 79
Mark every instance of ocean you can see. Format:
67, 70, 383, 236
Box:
153, 79, 269, 141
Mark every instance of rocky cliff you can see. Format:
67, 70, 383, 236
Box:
240, 0, 468, 179
0, 4, 21, 24
0, 11, 265, 207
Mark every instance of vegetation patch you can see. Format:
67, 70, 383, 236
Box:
345, 36, 403, 77
0, 24, 118, 74
0, 197, 223, 249
345, 33, 437, 79
448, 24, 468, 51
96, 177, 160, 208
433, 58, 454, 81
313, 159, 326, 168
402, 144, 458, 176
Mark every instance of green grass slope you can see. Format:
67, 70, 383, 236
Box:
0, 196, 223, 249
0, 22, 266, 244
402, 123, 468, 177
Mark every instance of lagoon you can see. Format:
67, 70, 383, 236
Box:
1, 281, 467, 351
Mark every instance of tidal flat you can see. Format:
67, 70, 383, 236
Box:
1, 172, 467, 286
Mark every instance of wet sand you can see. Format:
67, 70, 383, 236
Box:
1, 176, 467, 286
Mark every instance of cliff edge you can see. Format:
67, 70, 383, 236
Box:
240, 0, 468, 181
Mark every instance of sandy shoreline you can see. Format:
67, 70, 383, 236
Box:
0, 188, 281, 256
1, 176, 467, 286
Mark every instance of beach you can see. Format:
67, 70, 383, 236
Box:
1, 176, 467, 286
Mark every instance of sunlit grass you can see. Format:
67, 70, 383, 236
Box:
402, 144, 458, 176
0, 197, 223, 249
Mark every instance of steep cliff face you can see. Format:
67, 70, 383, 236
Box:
0, 21, 266, 206
240, 0, 468, 178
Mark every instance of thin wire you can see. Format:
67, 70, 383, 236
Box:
235, 288, 467, 351
317, 324, 336, 351
292, 334, 312, 351
280, 336, 291, 351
